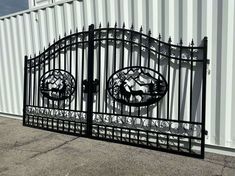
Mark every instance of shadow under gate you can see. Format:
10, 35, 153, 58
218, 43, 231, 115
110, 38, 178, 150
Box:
23, 24, 208, 158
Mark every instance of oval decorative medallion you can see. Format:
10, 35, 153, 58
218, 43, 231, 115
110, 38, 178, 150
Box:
107, 66, 168, 106
40, 69, 76, 100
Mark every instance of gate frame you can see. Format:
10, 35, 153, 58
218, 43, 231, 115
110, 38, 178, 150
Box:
23, 24, 208, 159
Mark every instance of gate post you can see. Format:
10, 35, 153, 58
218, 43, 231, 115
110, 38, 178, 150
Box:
86, 24, 95, 137
201, 36, 208, 158
23, 56, 28, 126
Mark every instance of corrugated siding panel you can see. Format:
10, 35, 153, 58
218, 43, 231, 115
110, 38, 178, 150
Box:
0, 0, 234, 148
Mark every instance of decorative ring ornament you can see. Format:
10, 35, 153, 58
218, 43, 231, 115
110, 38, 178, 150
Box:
107, 66, 168, 106
40, 69, 76, 100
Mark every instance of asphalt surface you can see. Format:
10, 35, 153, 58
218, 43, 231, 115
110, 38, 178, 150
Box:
0, 116, 235, 176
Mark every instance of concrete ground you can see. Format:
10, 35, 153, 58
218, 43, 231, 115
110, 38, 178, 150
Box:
0, 117, 235, 176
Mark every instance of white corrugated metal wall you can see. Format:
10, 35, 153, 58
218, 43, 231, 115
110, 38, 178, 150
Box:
0, 0, 235, 149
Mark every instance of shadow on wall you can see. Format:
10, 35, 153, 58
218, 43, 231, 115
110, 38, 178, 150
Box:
26, 25, 205, 124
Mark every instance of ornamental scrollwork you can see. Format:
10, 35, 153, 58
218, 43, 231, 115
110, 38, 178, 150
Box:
93, 113, 201, 138
25, 106, 86, 122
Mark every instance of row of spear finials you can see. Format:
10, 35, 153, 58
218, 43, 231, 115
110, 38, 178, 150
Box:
26, 22, 198, 59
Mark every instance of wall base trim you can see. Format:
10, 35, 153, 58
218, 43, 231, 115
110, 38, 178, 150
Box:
205, 144, 235, 157
0, 112, 22, 120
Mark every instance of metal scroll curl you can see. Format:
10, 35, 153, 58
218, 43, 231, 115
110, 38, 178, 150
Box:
39, 69, 76, 100
107, 66, 168, 106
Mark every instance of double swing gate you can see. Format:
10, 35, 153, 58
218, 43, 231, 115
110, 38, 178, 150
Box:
23, 24, 208, 158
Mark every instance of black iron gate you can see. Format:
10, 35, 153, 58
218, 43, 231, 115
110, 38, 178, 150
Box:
23, 24, 208, 158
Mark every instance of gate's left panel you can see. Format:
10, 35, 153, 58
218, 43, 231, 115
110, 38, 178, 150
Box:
23, 32, 89, 136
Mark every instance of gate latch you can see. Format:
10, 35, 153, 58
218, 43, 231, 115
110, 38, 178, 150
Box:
83, 79, 99, 93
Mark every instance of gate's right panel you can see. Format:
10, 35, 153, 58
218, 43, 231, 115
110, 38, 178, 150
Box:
91, 25, 207, 158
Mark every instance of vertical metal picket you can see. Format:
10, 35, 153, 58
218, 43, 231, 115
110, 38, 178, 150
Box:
86, 24, 95, 137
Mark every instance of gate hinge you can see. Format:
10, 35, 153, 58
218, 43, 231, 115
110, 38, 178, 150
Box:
83, 79, 99, 93
204, 130, 208, 135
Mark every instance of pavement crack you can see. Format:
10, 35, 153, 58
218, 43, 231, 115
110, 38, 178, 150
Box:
220, 156, 226, 176
11, 133, 55, 149
29, 137, 78, 159
204, 157, 235, 170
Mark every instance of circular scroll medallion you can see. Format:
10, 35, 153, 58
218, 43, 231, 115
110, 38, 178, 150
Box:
40, 69, 76, 100
107, 66, 168, 106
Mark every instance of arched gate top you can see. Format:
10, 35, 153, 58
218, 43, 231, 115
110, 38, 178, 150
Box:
26, 24, 207, 68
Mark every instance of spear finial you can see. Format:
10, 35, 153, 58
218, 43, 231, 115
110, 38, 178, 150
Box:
180, 38, 183, 45
131, 24, 134, 30
191, 39, 194, 46
158, 33, 161, 40
168, 37, 172, 43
